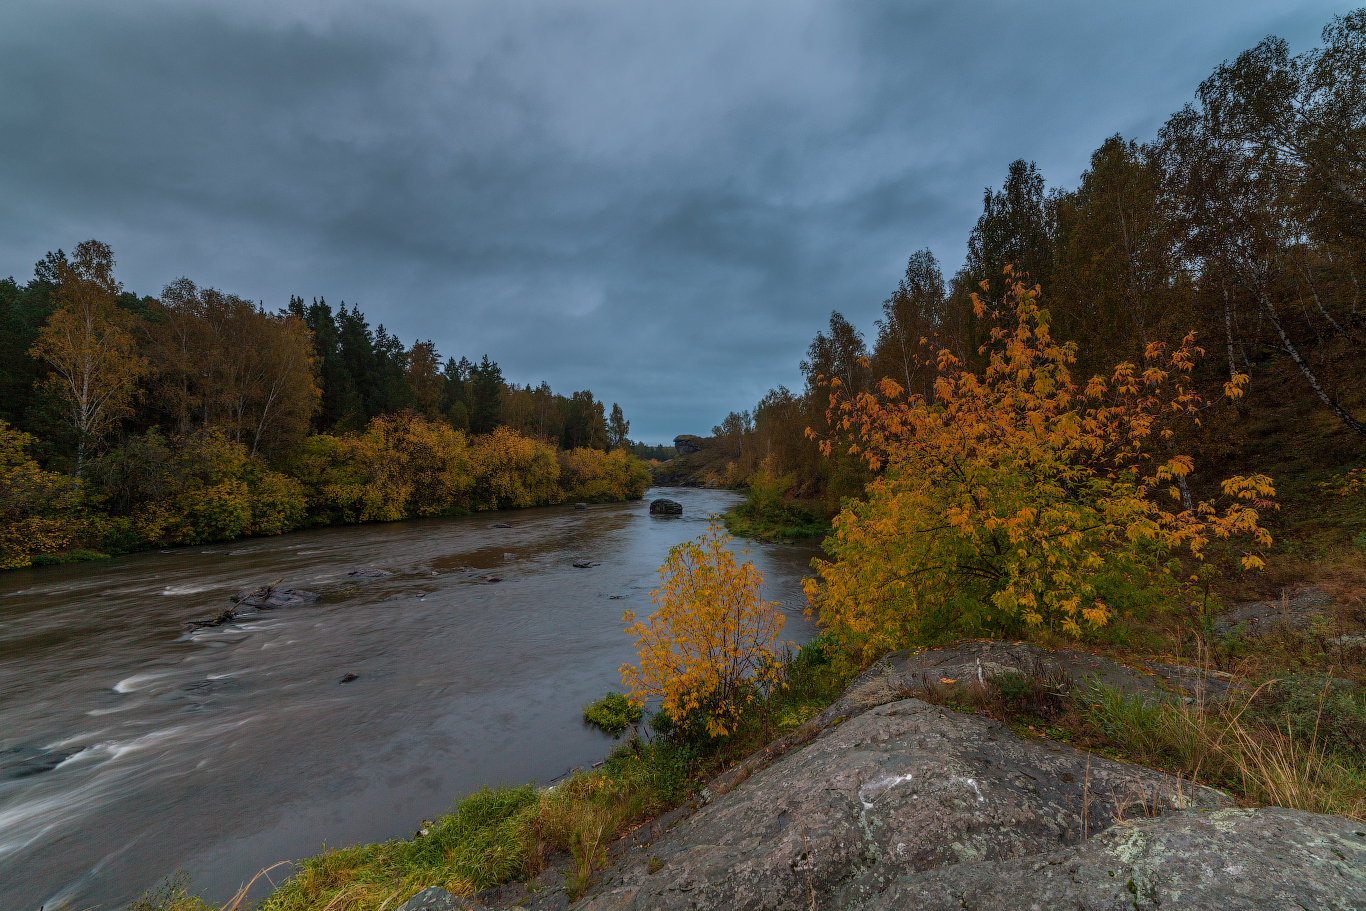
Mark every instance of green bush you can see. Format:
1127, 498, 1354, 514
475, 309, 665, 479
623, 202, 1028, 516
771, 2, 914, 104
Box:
583, 692, 643, 735
723, 469, 828, 541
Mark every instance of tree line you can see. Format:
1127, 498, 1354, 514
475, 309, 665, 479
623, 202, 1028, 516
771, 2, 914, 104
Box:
716, 9, 1366, 505
0, 243, 649, 568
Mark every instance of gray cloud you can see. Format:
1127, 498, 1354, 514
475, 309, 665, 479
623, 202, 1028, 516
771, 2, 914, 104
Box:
0, 0, 1349, 441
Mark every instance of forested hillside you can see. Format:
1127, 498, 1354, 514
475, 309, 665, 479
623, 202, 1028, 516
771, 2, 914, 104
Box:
0, 245, 648, 569
719, 14, 1365, 604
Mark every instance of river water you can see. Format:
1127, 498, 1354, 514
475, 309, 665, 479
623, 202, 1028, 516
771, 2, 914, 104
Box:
0, 488, 821, 910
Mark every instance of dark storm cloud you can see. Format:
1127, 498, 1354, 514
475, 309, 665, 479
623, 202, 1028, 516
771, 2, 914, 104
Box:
0, 0, 1349, 441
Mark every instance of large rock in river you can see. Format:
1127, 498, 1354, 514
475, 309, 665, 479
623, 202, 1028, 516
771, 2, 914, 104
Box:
230, 584, 320, 610
649, 498, 683, 516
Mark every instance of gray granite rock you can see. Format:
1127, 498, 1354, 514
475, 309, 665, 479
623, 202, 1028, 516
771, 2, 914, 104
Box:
649, 498, 683, 515
579, 698, 1230, 911
864, 806, 1366, 911
851, 638, 1239, 703
1213, 585, 1338, 636
395, 886, 459, 911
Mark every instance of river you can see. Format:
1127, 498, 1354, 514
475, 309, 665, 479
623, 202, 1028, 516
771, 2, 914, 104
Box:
0, 488, 821, 910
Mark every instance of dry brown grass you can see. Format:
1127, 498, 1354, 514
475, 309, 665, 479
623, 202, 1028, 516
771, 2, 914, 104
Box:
1084, 677, 1366, 821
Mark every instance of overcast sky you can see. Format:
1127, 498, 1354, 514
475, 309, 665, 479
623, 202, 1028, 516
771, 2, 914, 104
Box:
0, 1, 1351, 443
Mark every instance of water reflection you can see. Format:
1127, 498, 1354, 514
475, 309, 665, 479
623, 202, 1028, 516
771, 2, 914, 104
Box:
0, 488, 818, 909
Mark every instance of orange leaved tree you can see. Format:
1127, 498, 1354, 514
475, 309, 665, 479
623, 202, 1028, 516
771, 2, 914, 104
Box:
805, 272, 1275, 667
622, 521, 786, 737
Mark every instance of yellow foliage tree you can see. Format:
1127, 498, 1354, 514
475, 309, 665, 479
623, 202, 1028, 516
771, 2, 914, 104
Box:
621, 521, 786, 737
357, 413, 474, 518
805, 273, 1276, 667
30, 240, 147, 476
558, 447, 651, 502
470, 426, 561, 509
0, 420, 90, 568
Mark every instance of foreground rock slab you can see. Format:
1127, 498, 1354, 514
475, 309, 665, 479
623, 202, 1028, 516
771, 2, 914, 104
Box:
865, 806, 1366, 911
579, 698, 1231, 911
1214, 584, 1339, 636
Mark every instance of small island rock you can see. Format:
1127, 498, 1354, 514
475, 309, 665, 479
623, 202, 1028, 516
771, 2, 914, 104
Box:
230, 584, 320, 610
649, 498, 683, 516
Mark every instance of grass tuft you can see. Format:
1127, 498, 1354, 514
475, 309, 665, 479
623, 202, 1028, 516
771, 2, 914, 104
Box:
582, 692, 643, 736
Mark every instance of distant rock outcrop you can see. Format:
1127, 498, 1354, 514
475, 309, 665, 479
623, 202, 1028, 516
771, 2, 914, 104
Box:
672, 435, 703, 455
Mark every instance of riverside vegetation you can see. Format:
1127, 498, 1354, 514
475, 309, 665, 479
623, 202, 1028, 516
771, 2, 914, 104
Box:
0, 244, 651, 569
114, 8, 1366, 908
130, 275, 1366, 908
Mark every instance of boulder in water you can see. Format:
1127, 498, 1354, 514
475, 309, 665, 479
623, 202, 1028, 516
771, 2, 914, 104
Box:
575, 502, 588, 510
230, 583, 320, 610
649, 498, 682, 516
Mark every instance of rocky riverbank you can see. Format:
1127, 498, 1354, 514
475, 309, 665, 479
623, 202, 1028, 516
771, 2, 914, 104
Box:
398, 638, 1366, 911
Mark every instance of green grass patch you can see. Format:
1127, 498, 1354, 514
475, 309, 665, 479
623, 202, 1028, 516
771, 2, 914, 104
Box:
582, 692, 642, 736
723, 471, 830, 542
28, 548, 110, 566
907, 664, 1366, 822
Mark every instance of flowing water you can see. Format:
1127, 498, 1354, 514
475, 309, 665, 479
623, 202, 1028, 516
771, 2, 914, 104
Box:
0, 488, 821, 910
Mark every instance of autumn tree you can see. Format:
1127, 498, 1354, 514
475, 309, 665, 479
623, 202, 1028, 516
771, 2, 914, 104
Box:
712, 410, 751, 460
30, 240, 146, 476
805, 274, 1275, 667
1159, 18, 1366, 435
0, 419, 88, 567
560, 389, 607, 450
241, 310, 319, 457
622, 521, 786, 737
1049, 137, 1188, 376
750, 385, 819, 481
152, 280, 319, 457
801, 312, 872, 502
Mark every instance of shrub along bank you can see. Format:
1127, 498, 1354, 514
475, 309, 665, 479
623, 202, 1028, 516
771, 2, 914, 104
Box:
721, 469, 830, 543
1, 413, 651, 569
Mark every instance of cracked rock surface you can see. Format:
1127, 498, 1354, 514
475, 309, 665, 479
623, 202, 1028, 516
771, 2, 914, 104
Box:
864, 806, 1366, 910
577, 698, 1238, 911
856, 638, 1239, 701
